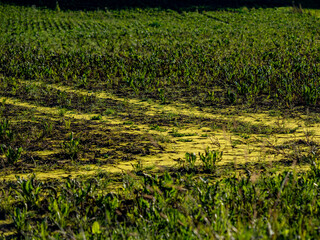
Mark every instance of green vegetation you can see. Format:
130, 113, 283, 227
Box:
0, 2, 319, 238
0, 5, 319, 108
1, 154, 320, 239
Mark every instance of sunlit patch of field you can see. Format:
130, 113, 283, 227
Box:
1, 79, 319, 180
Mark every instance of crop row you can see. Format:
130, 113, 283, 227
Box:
0, 5, 319, 107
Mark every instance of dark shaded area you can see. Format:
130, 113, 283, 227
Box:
1, 0, 319, 10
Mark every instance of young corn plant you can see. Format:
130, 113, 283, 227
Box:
41, 120, 54, 137
0, 118, 9, 140
34, 220, 49, 239
183, 152, 197, 172
302, 84, 319, 106
16, 175, 43, 209
11, 207, 30, 237
48, 198, 70, 231
61, 132, 81, 160
1, 144, 23, 165
309, 151, 320, 177
0, 118, 14, 142
158, 88, 167, 104
199, 147, 222, 172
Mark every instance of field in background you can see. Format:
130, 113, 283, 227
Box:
0, 3, 320, 238
2, 0, 320, 10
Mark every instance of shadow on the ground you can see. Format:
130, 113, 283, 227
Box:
1, 0, 319, 11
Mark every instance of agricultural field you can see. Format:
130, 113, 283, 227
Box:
0, 2, 320, 238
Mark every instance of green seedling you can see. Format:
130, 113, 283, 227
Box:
42, 120, 54, 137
61, 132, 81, 160
158, 88, 167, 104
184, 152, 197, 171
11, 207, 29, 236
0, 119, 9, 138
34, 220, 49, 239
1, 144, 23, 165
309, 152, 320, 177
16, 175, 42, 209
48, 198, 69, 230
303, 84, 318, 106
64, 118, 71, 129
226, 89, 237, 104
0, 118, 13, 142
199, 147, 222, 172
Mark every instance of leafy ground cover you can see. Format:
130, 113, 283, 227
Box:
0, 3, 320, 238
1, 155, 320, 239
